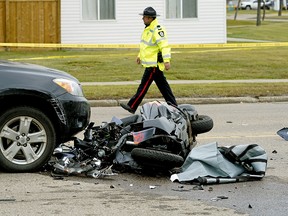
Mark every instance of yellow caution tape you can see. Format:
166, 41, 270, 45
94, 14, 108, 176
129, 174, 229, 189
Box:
0, 43, 138, 49
1, 42, 288, 49
171, 42, 288, 48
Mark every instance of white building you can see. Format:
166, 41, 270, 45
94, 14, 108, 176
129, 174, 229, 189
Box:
61, 0, 227, 45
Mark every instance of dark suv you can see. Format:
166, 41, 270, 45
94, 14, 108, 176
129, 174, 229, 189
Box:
0, 60, 90, 172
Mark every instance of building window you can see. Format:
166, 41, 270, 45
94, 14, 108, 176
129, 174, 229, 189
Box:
166, 0, 197, 19
82, 0, 115, 20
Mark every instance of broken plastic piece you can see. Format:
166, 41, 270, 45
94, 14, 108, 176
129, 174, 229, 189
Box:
0, 198, 16, 202
211, 196, 228, 201
86, 165, 117, 179
277, 127, 288, 141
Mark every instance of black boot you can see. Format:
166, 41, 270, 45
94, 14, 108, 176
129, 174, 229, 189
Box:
120, 103, 136, 114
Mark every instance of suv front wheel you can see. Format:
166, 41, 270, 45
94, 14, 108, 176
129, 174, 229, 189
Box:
0, 106, 56, 172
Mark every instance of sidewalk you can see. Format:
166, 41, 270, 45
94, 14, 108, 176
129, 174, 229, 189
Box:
82, 79, 288, 107
227, 13, 288, 22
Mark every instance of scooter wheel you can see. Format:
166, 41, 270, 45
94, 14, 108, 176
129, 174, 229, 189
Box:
131, 148, 184, 169
191, 115, 213, 134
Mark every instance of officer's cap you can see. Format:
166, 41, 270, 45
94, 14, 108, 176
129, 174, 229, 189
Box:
139, 7, 160, 18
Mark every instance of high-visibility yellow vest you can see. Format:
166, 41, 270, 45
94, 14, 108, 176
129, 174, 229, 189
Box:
138, 19, 171, 71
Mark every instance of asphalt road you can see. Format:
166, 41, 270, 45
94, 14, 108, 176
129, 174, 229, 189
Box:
1, 102, 288, 216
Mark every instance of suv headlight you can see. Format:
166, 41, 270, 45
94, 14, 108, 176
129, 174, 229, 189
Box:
53, 78, 84, 96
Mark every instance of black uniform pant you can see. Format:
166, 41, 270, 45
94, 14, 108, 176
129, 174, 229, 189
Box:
128, 66, 177, 110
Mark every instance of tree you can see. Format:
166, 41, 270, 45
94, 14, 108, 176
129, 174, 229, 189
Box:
234, 0, 242, 20
234, 0, 266, 25
256, 0, 262, 26
256, 0, 268, 25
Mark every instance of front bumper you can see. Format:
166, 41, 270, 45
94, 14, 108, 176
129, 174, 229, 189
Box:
53, 94, 91, 142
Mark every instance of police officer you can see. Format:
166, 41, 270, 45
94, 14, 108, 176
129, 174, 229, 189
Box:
120, 7, 177, 114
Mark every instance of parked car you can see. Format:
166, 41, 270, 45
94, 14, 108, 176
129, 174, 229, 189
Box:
265, 0, 274, 8
0, 60, 91, 172
240, 0, 273, 10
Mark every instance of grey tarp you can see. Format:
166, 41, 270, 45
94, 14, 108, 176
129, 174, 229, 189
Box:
170, 142, 267, 184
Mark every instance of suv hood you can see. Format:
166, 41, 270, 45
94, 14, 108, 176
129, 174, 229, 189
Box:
0, 60, 78, 82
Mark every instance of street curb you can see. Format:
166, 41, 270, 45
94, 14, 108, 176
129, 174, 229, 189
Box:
88, 96, 288, 107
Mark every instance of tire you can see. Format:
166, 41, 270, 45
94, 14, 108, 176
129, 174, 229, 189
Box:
131, 148, 184, 169
0, 106, 56, 172
245, 6, 251, 10
191, 115, 213, 135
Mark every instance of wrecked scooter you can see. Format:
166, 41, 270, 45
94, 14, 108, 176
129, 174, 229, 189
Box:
50, 101, 213, 178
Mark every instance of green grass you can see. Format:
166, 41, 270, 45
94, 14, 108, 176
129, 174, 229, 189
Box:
227, 20, 288, 41
4, 46, 288, 82
227, 10, 288, 41
1, 14, 288, 100
83, 83, 288, 100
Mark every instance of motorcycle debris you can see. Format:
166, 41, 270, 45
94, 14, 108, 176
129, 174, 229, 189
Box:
172, 188, 192, 192
277, 127, 288, 141
86, 165, 117, 179
0, 198, 16, 202
52, 176, 65, 180
211, 196, 229, 201
192, 185, 204, 190
47, 101, 214, 180
50, 170, 68, 179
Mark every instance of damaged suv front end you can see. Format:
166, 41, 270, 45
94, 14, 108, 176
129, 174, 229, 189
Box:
0, 60, 90, 172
